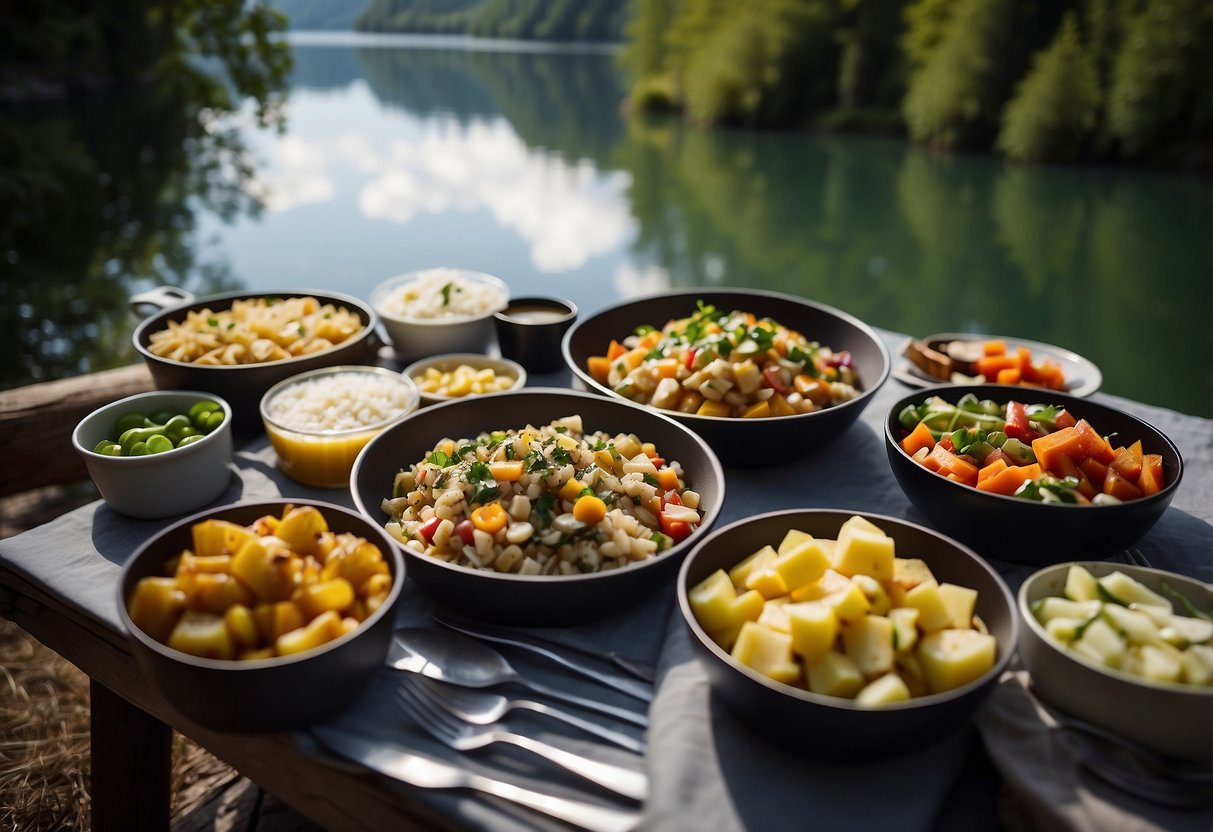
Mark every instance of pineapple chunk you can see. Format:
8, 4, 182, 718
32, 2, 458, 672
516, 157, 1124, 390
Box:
806, 651, 864, 698
855, 673, 912, 707
787, 601, 838, 664
128, 577, 187, 643
838, 514, 886, 538
275, 505, 329, 556
731, 622, 800, 684
770, 539, 831, 592
191, 519, 258, 558
842, 614, 895, 677
224, 604, 258, 650
938, 583, 978, 629
917, 629, 997, 693
851, 574, 891, 616
833, 523, 895, 582
294, 577, 355, 621
182, 571, 255, 615
689, 570, 737, 632
903, 580, 952, 632
888, 607, 920, 653
746, 567, 790, 600
896, 653, 928, 697
168, 611, 235, 660
777, 529, 814, 556
821, 581, 871, 623
231, 538, 302, 602
728, 545, 777, 590
253, 600, 306, 642
790, 568, 851, 602
889, 557, 935, 605
757, 597, 792, 633
276, 610, 343, 656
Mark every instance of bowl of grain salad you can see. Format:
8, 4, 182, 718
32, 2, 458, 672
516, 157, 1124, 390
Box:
260, 366, 420, 488
370, 268, 509, 364
350, 388, 725, 624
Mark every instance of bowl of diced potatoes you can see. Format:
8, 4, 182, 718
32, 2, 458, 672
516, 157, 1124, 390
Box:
677, 509, 1017, 756
1019, 561, 1213, 764
401, 353, 526, 406
117, 499, 404, 732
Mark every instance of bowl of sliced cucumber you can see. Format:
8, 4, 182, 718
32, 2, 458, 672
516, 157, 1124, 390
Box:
1019, 561, 1213, 764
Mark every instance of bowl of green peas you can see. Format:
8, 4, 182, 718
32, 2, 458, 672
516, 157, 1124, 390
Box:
72, 390, 234, 519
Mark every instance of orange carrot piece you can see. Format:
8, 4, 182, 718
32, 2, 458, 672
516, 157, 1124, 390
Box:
1031, 427, 1085, 475
1074, 420, 1116, 464
1138, 454, 1164, 496
1052, 408, 1077, 429
976, 463, 1043, 496
925, 445, 979, 485
606, 339, 627, 361
975, 355, 1017, 378
982, 340, 1007, 356
900, 422, 937, 457
1104, 468, 1143, 501
1052, 453, 1098, 499
1015, 346, 1033, 375
996, 367, 1022, 385
1079, 457, 1109, 484
587, 356, 611, 385
656, 468, 680, 493
1110, 441, 1143, 481
977, 458, 1009, 484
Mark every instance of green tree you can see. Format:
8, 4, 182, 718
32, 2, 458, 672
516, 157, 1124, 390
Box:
997, 15, 1101, 163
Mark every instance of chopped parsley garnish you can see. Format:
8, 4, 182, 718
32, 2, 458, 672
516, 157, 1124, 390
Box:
426, 450, 450, 466
533, 493, 556, 528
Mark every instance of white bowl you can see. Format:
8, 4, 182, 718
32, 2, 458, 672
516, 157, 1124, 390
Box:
1019, 561, 1213, 763
401, 353, 527, 406
72, 391, 234, 519
370, 268, 509, 364
260, 365, 420, 488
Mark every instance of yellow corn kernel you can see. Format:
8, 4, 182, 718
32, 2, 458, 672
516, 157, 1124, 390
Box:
490, 461, 524, 482
559, 478, 588, 502
573, 495, 607, 525
741, 400, 771, 419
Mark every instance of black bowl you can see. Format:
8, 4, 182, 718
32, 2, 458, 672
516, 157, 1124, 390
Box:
678, 509, 1016, 757
562, 288, 890, 466
132, 288, 379, 430
885, 385, 1184, 564
117, 500, 404, 732
350, 388, 725, 625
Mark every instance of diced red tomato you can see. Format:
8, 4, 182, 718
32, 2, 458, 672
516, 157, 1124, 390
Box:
661, 489, 683, 508
659, 513, 692, 543
455, 519, 475, 547
1052, 409, 1077, 430
684, 347, 698, 370
1004, 401, 1040, 442
418, 516, 443, 544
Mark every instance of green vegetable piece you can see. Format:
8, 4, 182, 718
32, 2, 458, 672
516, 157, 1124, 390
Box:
1000, 438, 1036, 465
188, 400, 222, 421
115, 412, 148, 434
177, 434, 206, 447
127, 441, 150, 456
94, 441, 123, 456
898, 404, 924, 430
195, 410, 225, 434
145, 434, 174, 454
169, 426, 202, 444
148, 410, 176, 427
986, 431, 1008, 448
956, 393, 982, 412
120, 425, 167, 451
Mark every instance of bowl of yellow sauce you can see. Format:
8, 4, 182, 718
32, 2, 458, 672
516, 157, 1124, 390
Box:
260, 366, 419, 488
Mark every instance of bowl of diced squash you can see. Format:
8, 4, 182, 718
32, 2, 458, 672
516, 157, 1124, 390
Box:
117, 500, 404, 732
677, 509, 1017, 757
885, 385, 1183, 564
1019, 561, 1212, 764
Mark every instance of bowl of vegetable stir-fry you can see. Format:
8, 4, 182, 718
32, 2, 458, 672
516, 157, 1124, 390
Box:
884, 385, 1183, 564
563, 289, 890, 465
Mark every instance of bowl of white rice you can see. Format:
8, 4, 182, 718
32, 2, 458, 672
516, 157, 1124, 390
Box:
260, 365, 420, 488
370, 268, 509, 364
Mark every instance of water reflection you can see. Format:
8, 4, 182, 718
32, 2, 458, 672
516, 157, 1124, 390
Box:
4, 37, 1209, 418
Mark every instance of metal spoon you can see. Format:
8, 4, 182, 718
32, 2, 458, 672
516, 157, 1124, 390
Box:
387, 628, 648, 728
413, 676, 646, 753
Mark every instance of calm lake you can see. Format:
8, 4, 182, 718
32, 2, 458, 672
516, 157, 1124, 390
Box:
5, 33, 1211, 417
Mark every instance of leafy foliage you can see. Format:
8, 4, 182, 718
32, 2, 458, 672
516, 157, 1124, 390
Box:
997, 15, 1102, 162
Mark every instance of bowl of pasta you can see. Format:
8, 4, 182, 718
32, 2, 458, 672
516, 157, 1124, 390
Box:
130, 287, 379, 429
563, 288, 890, 465
350, 388, 726, 624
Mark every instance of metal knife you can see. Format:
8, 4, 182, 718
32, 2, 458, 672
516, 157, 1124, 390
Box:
434, 616, 656, 702
311, 726, 641, 832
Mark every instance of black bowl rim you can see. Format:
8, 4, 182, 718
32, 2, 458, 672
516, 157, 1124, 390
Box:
677, 507, 1019, 711
561, 287, 892, 424
116, 498, 405, 671
131, 288, 379, 371
884, 383, 1186, 510
1018, 560, 1213, 699
494, 295, 579, 325
349, 386, 726, 586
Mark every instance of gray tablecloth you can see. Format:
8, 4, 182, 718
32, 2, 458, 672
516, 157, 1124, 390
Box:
3, 330, 1211, 831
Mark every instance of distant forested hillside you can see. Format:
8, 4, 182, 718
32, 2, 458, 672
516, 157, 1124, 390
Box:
270, 0, 367, 30
624, 0, 1213, 167
356, 0, 628, 41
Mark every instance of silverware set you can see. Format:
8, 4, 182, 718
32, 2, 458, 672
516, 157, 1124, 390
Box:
316, 624, 654, 830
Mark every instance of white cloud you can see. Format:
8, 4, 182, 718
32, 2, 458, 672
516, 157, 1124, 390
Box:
250, 135, 335, 214
613, 261, 670, 299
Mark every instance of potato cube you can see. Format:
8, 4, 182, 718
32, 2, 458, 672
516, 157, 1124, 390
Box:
1135, 643, 1183, 684
731, 622, 800, 684
821, 582, 871, 623
855, 673, 912, 707
896, 653, 928, 697
728, 545, 777, 590
253, 600, 306, 642
842, 614, 895, 677
224, 604, 259, 650
191, 519, 257, 558
275, 505, 329, 555
833, 525, 895, 582
690, 570, 738, 632
917, 629, 997, 693
276, 610, 343, 656
168, 611, 235, 660
851, 574, 891, 616
128, 577, 187, 643
838, 515, 886, 538
938, 583, 978, 629
777, 529, 814, 555
294, 577, 355, 621
745, 567, 789, 600
231, 538, 301, 602
787, 602, 838, 663
757, 597, 792, 633
1180, 645, 1213, 686
888, 607, 920, 653
771, 539, 831, 592
892, 557, 935, 592
806, 651, 864, 698
903, 580, 952, 632
790, 568, 850, 602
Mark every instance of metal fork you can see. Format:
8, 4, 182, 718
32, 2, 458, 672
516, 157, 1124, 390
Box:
1122, 548, 1154, 568
397, 676, 649, 802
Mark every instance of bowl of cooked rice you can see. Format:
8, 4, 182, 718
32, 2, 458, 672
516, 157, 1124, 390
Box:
349, 388, 726, 624
371, 268, 509, 365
